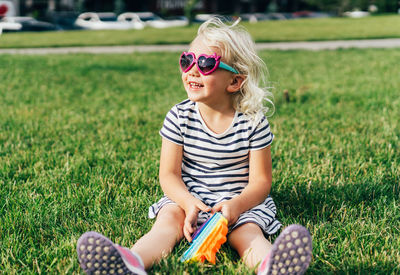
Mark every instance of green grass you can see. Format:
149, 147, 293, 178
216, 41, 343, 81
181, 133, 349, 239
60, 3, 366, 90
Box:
1, 15, 400, 48
0, 48, 399, 274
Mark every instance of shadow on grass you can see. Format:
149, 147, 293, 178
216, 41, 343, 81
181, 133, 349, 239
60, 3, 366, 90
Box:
309, 262, 399, 275
272, 173, 399, 274
273, 174, 399, 223
151, 240, 254, 274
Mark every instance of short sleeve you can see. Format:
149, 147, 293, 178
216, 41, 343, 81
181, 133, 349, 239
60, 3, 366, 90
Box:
249, 116, 274, 150
159, 106, 183, 145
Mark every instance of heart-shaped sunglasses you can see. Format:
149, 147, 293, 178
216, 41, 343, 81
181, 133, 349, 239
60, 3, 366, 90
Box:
179, 52, 238, 75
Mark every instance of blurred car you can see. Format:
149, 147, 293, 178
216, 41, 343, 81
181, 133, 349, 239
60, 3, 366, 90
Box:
74, 12, 145, 30
291, 11, 331, 19
47, 11, 83, 30
134, 12, 188, 28
194, 13, 217, 23
0, 16, 58, 32
117, 12, 145, 29
0, 16, 22, 31
240, 13, 287, 22
343, 10, 369, 18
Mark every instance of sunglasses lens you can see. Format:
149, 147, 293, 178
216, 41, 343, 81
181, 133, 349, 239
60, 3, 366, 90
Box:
180, 54, 193, 71
198, 56, 217, 74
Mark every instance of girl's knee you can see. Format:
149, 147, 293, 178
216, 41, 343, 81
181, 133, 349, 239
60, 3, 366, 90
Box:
157, 204, 185, 223
228, 223, 267, 253
229, 223, 263, 240
154, 205, 185, 237
228, 223, 272, 267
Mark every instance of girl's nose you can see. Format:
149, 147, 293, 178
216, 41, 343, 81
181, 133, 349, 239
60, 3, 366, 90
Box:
188, 63, 200, 76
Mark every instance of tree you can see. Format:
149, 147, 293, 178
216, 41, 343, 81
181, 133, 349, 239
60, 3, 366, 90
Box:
114, 0, 125, 15
184, 0, 200, 26
304, 0, 350, 14
304, 0, 399, 14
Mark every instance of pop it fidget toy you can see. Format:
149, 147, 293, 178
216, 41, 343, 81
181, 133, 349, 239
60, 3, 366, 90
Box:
181, 212, 228, 264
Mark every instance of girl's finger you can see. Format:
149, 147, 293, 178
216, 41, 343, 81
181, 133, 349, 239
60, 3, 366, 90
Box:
196, 202, 211, 212
212, 203, 222, 213
184, 218, 192, 231
184, 224, 194, 242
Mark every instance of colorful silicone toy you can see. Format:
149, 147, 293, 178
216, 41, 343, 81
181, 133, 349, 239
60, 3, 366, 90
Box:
181, 212, 228, 264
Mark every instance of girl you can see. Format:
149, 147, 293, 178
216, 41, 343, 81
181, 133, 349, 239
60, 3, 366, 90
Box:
77, 17, 312, 275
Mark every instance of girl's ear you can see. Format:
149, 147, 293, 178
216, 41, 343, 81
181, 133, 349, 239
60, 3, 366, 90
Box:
227, 75, 245, 93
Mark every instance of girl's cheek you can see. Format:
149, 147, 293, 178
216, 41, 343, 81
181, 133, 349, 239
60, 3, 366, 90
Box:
182, 76, 187, 87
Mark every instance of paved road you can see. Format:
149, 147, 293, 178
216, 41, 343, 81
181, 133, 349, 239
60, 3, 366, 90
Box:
1, 38, 400, 54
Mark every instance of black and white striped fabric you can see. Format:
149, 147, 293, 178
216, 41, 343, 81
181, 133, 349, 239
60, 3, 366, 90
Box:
149, 99, 281, 235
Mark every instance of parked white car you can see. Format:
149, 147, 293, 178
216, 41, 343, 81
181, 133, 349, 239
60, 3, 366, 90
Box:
117, 12, 145, 29
74, 12, 145, 30
343, 10, 370, 18
0, 17, 22, 31
194, 13, 219, 23
132, 12, 188, 28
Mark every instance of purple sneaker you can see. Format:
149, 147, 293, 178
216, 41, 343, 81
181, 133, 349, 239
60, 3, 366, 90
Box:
258, 225, 312, 275
77, 231, 147, 275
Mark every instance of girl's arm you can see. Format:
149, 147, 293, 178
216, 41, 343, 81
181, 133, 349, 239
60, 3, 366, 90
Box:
212, 145, 272, 225
159, 138, 210, 241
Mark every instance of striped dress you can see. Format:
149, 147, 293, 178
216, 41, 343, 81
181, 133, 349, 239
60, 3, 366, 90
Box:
149, 99, 281, 235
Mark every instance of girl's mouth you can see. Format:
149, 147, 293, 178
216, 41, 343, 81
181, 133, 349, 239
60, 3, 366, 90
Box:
189, 81, 204, 89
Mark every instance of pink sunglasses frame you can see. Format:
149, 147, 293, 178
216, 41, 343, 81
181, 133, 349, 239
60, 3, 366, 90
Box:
179, 52, 238, 75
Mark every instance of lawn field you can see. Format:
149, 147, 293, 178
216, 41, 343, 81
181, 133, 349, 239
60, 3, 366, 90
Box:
1, 15, 400, 49
0, 49, 399, 274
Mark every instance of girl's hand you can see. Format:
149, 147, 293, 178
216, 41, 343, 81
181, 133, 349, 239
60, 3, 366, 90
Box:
183, 200, 210, 242
212, 200, 242, 226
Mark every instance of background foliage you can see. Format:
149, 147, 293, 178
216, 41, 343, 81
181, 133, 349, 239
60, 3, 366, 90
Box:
303, 0, 399, 13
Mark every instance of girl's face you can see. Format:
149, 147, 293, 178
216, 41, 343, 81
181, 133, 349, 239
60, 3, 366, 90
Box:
181, 37, 238, 107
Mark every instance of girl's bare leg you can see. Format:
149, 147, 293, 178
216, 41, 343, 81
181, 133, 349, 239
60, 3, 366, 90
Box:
131, 204, 185, 269
228, 223, 272, 269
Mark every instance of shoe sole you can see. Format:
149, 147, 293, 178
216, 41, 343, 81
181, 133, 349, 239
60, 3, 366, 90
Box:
265, 224, 312, 275
77, 231, 145, 275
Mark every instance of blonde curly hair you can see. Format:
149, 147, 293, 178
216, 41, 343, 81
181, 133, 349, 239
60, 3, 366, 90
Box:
196, 17, 274, 123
